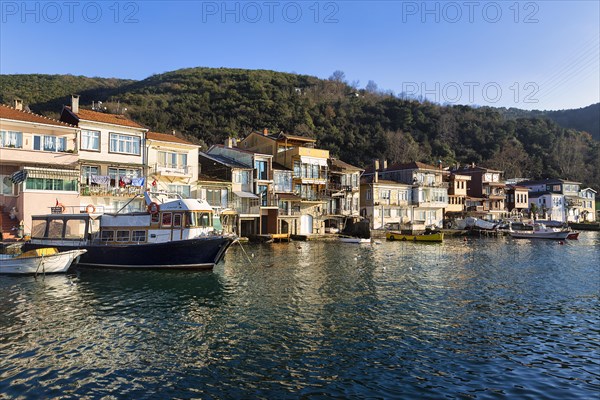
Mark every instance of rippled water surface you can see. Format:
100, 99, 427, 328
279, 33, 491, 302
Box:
1, 233, 599, 399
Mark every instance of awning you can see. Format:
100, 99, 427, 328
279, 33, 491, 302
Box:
300, 156, 328, 167
233, 191, 259, 199
24, 167, 79, 179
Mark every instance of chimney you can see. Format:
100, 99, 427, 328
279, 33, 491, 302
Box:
471, 162, 475, 168
373, 159, 379, 183
263, 128, 268, 136
71, 94, 80, 114
13, 99, 23, 111
172, 130, 176, 136
225, 137, 233, 148
382, 159, 387, 170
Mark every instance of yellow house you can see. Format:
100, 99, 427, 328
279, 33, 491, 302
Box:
146, 131, 200, 198
1, 101, 80, 238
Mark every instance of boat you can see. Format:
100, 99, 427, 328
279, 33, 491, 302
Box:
338, 236, 371, 244
567, 231, 580, 240
508, 223, 570, 240
386, 231, 444, 242
21, 192, 235, 270
0, 248, 87, 275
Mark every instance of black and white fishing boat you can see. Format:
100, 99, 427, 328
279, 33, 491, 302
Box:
22, 192, 235, 270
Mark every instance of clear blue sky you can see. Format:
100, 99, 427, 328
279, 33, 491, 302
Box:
1, 1, 598, 110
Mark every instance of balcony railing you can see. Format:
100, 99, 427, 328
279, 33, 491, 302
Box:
151, 164, 192, 177
80, 184, 145, 198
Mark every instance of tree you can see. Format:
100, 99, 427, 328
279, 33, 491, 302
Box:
365, 80, 379, 94
329, 70, 346, 83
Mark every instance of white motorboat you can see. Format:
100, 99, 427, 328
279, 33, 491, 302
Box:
0, 248, 87, 275
338, 236, 371, 244
508, 223, 570, 240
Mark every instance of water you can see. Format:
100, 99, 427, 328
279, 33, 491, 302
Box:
1, 233, 599, 399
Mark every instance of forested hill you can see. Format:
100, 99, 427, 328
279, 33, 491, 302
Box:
1, 68, 598, 191
495, 103, 600, 141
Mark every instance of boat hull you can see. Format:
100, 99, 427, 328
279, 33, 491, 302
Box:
0, 249, 87, 275
508, 231, 570, 240
22, 237, 234, 270
339, 237, 371, 244
386, 231, 444, 242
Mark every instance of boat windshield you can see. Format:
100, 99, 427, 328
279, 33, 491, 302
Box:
185, 211, 212, 228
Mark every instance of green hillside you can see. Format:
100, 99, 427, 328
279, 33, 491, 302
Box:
1, 68, 598, 191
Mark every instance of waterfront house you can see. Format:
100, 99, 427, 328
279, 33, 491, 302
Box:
146, 131, 200, 198
445, 172, 471, 217
519, 178, 583, 222
363, 160, 448, 230
272, 162, 301, 236
528, 192, 564, 221
360, 172, 413, 230
60, 95, 148, 214
453, 165, 506, 220
198, 151, 258, 237
579, 187, 596, 222
0, 101, 80, 239
238, 130, 329, 235
506, 185, 529, 217
325, 158, 363, 232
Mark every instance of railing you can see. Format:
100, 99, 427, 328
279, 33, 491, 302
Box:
152, 164, 192, 177
80, 184, 145, 198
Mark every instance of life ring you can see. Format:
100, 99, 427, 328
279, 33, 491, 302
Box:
57, 203, 66, 213
147, 202, 160, 215
85, 204, 96, 213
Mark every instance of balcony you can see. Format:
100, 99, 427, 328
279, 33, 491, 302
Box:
413, 181, 449, 188
151, 164, 193, 178
80, 184, 145, 198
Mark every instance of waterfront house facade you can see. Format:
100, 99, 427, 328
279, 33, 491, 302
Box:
198, 151, 258, 236
363, 160, 448, 230
325, 158, 363, 232
506, 185, 529, 217
453, 165, 506, 220
238, 130, 330, 235
519, 179, 585, 222
445, 173, 471, 214
146, 131, 200, 198
360, 176, 413, 230
60, 95, 148, 214
0, 101, 80, 238
579, 188, 596, 222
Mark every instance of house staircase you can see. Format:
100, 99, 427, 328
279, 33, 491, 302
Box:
0, 206, 19, 241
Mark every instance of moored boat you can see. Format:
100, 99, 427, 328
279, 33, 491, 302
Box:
22, 192, 235, 270
567, 231, 580, 240
0, 248, 87, 275
338, 236, 371, 244
386, 231, 444, 242
508, 223, 570, 240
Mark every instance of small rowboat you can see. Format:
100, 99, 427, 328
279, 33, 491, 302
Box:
567, 231, 580, 240
338, 236, 371, 244
386, 231, 444, 242
0, 248, 87, 275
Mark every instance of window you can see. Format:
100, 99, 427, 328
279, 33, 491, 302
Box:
255, 160, 268, 180
108, 167, 141, 186
109, 133, 141, 155
0, 131, 23, 148
158, 151, 188, 169
168, 184, 191, 198
173, 213, 182, 227
258, 185, 268, 206
1, 175, 16, 195
234, 171, 250, 184
162, 212, 172, 227
132, 231, 146, 242
116, 231, 130, 242
206, 188, 225, 207
33, 135, 67, 152
366, 189, 372, 200
25, 178, 77, 192
81, 130, 100, 151
101, 231, 114, 242
81, 166, 100, 184
384, 208, 391, 217
380, 190, 390, 200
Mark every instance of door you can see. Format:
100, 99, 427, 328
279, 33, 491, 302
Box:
300, 214, 313, 235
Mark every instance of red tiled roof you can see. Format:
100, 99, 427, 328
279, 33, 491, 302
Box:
147, 131, 195, 146
67, 107, 146, 129
0, 104, 75, 128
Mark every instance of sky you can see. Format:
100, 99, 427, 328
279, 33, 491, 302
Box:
1, 0, 599, 110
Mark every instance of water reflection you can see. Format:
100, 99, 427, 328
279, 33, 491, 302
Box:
1, 234, 598, 399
